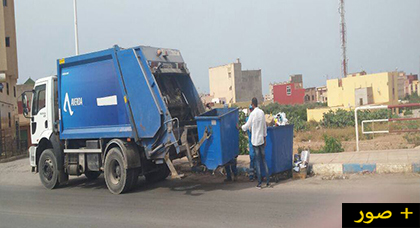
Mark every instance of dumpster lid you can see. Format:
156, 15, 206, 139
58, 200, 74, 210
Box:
195, 108, 238, 120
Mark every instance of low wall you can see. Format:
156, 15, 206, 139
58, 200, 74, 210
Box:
306, 106, 352, 122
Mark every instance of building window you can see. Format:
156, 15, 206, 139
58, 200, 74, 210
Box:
312, 95, 315, 100
6, 82, 9, 95
228, 72, 231, 78
229, 86, 232, 91
8, 112, 11, 128
0, 83, 3, 93
286, 85, 292, 96
3, 0, 7, 7
13, 86, 16, 97
5, 37, 10, 47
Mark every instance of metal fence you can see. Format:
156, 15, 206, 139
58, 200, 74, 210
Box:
0, 132, 28, 159
355, 103, 420, 151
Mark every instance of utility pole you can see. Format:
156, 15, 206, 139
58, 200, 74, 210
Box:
339, 0, 347, 78
73, 0, 79, 55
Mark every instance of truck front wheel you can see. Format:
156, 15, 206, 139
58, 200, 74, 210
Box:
104, 147, 135, 194
39, 149, 60, 189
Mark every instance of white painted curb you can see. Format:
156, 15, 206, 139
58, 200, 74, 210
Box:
376, 163, 413, 174
312, 163, 343, 175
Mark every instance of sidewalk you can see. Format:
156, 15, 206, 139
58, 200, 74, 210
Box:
175, 148, 420, 176
310, 148, 420, 164
308, 148, 420, 175
241, 148, 420, 175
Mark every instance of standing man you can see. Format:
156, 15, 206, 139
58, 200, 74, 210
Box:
247, 105, 256, 181
241, 97, 270, 189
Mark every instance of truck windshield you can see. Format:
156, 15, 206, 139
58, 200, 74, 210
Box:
32, 84, 46, 115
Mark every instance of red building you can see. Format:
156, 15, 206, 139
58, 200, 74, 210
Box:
407, 74, 418, 83
273, 82, 305, 105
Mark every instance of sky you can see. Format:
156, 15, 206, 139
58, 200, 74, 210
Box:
14, 0, 420, 95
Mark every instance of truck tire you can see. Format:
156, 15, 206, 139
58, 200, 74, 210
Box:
145, 164, 170, 183
39, 149, 60, 189
84, 170, 101, 180
128, 168, 140, 190
104, 147, 134, 194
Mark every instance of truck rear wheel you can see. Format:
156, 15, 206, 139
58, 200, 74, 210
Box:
145, 164, 170, 183
39, 149, 60, 189
104, 147, 135, 194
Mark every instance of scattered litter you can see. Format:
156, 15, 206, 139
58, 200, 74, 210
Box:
300, 150, 310, 164
265, 114, 275, 126
321, 175, 349, 180
293, 150, 310, 173
361, 170, 373, 175
293, 150, 311, 179
274, 112, 288, 126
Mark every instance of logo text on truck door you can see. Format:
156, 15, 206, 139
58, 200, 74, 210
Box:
63, 93, 83, 116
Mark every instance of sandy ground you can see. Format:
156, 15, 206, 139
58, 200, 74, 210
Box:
294, 133, 416, 152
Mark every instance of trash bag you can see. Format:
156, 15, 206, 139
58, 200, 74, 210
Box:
274, 112, 288, 126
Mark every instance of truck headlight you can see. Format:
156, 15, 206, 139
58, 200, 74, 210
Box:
29, 146, 36, 167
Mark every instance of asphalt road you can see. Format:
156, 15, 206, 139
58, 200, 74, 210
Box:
0, 158, 419, 228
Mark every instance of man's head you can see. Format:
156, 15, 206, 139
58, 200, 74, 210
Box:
251, 97, 258, 108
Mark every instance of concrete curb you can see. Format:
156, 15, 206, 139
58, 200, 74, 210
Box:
413, 163, 420, 173
178, 162, 420, 176
312, 162, 420, 175
343, 163, 376, 173
312, 163, 343, 175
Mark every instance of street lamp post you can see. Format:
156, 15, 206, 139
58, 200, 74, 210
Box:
73, 0, 79, 55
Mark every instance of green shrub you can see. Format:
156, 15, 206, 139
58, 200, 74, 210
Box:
289, 116, 307, 132
298, 135, 344, 154
403, 133, 420, 147
321, 109, 354, 128
322, 135, 344, 153
405, 93, 420, 103
238, 111, 249, 155
321, 109, 393, 128
404, 110, 413, 116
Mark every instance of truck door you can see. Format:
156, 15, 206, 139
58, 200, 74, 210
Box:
31, 82, 48, 144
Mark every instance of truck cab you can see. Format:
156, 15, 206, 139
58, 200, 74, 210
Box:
30, 76, 57, 147
22, 45, 205, 194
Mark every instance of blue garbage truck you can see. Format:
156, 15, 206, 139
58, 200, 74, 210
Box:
22, 45, 217, 194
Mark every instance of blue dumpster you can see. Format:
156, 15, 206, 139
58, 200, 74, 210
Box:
249, 125, 294, 176
195, 108, 239, 170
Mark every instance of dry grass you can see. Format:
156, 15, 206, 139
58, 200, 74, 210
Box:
295, 126, 356, 142
294, 126, 417, 153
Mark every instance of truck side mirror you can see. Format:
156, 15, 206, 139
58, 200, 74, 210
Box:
21, 92, 30, 118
